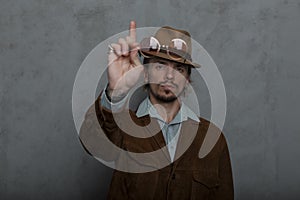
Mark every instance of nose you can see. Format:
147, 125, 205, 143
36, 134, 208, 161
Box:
165, 66, 175, 80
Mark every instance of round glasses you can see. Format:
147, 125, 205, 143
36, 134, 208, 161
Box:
139, 37, 191, 61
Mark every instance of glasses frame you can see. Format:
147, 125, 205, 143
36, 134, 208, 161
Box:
139, 37, 191, 61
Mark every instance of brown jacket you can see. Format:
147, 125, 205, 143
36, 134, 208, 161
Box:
79, 96, 234, 200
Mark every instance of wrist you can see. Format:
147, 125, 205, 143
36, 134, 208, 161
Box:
105, 86, 128, 103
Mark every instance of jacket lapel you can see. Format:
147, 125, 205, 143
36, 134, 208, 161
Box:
173, 119, 199, 165
141, 115, 172, 162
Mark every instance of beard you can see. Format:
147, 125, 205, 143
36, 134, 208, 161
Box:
149, 84, 179, 103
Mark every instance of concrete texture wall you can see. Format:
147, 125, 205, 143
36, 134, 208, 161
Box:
1, 0, 300, 199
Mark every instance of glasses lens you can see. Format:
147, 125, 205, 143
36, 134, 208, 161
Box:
168, 39, 188, 60
140, 37, 160, 51
170, 39, 188, 51
139, 37, 160, 58
149, 37, 160, 51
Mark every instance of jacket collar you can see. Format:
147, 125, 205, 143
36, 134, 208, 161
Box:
136, 97, 200, 124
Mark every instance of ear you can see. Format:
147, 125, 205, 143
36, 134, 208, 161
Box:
187, 77, 191, 83
185, 76, 191, 84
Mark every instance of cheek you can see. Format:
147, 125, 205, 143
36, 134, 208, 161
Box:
148, 73, 163, 83
177, 75, 189, 85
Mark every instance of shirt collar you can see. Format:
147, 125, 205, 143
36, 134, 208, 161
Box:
136, 98, 200, 124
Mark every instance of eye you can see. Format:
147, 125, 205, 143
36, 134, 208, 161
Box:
175, 66, 186, 73
155, 64, 166, 70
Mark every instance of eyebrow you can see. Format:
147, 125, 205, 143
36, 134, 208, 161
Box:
148, 58, 188, 70
158, 61, 168, 65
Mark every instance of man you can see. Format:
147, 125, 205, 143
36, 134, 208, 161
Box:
79, 21, 234, 199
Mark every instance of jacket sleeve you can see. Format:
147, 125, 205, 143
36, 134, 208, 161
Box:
79, 93, 124, 161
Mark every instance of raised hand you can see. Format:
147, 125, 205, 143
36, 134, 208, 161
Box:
107, 21, 143, 100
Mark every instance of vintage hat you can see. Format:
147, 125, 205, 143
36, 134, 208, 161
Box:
139, 26, 200, 68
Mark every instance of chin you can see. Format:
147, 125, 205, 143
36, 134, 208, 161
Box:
158, 96, 178, 103
154, 92, 178, 103
149, 85, 181, 103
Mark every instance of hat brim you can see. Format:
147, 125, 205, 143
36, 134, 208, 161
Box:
140, 50, 201, 68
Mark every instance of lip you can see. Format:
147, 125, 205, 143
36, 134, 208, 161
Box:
160, 84, 176, 89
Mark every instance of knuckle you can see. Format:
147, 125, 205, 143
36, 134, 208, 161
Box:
126, 36, 131, 42
118, 38, 125, 43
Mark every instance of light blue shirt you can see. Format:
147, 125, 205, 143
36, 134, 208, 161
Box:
100, 91, 200, 161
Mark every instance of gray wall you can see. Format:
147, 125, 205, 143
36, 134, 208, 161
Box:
1, 0, 300, 199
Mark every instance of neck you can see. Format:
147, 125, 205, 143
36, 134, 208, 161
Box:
149, 94, 181, 123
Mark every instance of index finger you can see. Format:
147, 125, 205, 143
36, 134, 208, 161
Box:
129, 20, 136, 42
